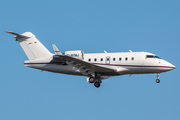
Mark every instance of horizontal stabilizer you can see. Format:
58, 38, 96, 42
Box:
5, 31, 31, 38
52, 44, 62, 55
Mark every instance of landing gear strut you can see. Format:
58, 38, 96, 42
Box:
156, 73, 160, 83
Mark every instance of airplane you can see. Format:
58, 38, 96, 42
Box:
6, 31, 176, 88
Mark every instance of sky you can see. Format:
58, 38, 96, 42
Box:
0, 0, 180, 120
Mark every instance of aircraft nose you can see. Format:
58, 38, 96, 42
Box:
170, 64, 176, 69
160, 59, 176, 71
167, 62, 176, 70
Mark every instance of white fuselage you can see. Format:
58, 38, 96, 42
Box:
6, 31, 176, 87
24, 51, 175, 77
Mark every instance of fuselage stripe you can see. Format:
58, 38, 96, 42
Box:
24, 62, 175, 69
91, 63, 175, 68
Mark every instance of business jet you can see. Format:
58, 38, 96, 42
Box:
6, 31, 175, 88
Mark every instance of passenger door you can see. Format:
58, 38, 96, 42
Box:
106, 56, 110, 64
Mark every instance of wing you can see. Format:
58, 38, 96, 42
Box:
52, 44, 116, 76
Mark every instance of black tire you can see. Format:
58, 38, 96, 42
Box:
156, 79, 160, 83
94, 82, 100, 88
89, 77, 95, 83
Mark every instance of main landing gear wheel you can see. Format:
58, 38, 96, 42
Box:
89, 77, 95, 83
156, 79, 160, 83
94, 82, 100, 88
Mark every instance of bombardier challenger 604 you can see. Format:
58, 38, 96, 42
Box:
6, 31, 175, 88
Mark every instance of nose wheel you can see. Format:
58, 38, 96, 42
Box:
156, 73, 160, 83
156, 79, 160, 83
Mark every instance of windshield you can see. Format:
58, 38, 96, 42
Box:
146, 55, 161, 59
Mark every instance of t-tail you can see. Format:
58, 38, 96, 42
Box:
6, 31, 52, 60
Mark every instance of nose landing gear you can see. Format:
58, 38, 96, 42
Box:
156, 73, 160, 83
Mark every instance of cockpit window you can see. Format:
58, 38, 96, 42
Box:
146, 55, 161, 59
146, 55, 154, 58
155, 56, 161, 58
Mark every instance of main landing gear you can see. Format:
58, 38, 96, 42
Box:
89, 77, 94, 83
88, 77, 101, 88
156, 73, 160, 83
94, 82, 101, 88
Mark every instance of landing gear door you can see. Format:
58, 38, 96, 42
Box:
106, 56, 110, 64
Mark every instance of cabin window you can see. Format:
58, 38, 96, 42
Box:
107, 58, 109, 61
88, 59, 91, 62
101, 58, 103, 61
132, 57, 134, 60
119, 58, 121, 61
125, 57, 128, 61
113, 58, 115, 61
94, 58, 97, 61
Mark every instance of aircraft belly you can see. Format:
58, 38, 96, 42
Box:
25, 63, 82, 75
125, 66, 170, 74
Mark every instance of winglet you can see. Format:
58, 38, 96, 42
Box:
5, 31, 31, 38
52, 44, 62, 55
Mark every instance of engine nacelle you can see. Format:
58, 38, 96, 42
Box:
65, 50, 84, 60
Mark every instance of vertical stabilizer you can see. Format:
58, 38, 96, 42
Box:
6, 31, 52, 60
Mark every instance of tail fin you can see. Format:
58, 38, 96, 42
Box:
6, 31, 52, 60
